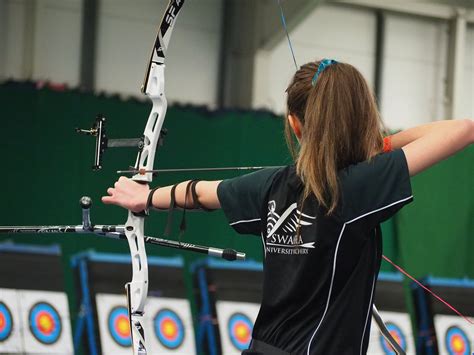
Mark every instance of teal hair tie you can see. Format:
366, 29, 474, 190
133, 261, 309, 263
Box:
311, 59, 338, 87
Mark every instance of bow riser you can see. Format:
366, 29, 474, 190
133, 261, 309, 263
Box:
125, 64, 167, 355
125, 62, 167, 355
134, 63, 167, 183
125, 213, 148, 354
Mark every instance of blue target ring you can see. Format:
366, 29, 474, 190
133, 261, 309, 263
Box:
154, 308, 185, 349
29, 302, 62, 344
445, 325, 470, 355
0, 302, 13, 342
379, 322, 407, 354
228, 313, 253, 351
108, 306, 131, 347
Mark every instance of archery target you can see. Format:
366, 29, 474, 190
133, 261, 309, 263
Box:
18, 290, 73, 354
97, 293, 196, 354
0, 301, 14, 342
228, 312, 253, 351
28, 302, 62, 344
216, 300, 259, 354
108, 306, 132, 347
379, 322, 407, 353
154, 309, 184, 349
0, 288, 22, 353
96, 293, 132, 355
434, 314, 473, 355
367, 311, 415, 355
145, 297, 196, 354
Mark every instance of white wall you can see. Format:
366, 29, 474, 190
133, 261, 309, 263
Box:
252, 5, 455, 130
460, 25, 474, 118
253, 4, 376, 115
94, 0, 223, 106
0, 0, 471, 124
32, 0, 82, 86
0, 0, 82, 85
0, 0, 223, 106
380, 14, 449, 129
0, 0, 6, 80
2, 0, 30, 80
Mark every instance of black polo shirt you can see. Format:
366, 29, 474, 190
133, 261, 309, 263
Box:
217, 149, 413, 355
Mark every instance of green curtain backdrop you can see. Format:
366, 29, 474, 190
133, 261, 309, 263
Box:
396, 146, 474, 278
0, 82, 472, 350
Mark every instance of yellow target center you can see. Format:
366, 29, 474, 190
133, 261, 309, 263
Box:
0, 317, 4, 328
38, 315, 53, 332
117, 318, 130, 336
452, 336, 464, 351
163, 320, 177, 336
236, 324, 249, 340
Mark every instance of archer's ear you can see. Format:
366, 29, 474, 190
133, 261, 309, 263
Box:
288, 114, 302, 140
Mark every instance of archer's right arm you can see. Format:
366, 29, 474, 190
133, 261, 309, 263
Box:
388, 119, 474, 176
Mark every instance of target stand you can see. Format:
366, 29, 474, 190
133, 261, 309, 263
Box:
367, 272, 416, 355
411, 276, 474, 354
192, 258, 263, 355
0, 242, 73, 354
72, 251, 196, 355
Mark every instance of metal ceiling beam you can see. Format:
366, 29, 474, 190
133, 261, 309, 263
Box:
422, 0, 474, 8
22, 0, 36, 79
446, 10, 467, 118
333, 0, 474, 22
218, 0, 259, 108
80, 0, 99, 91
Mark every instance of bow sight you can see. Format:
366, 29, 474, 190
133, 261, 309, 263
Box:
75, 114, 167, 171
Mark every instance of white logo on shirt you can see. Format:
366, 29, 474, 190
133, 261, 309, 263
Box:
265, 201, 316, 255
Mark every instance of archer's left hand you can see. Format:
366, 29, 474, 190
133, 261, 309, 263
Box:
102, 176, 150, 213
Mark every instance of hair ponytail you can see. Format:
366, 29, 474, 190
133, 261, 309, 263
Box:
285, 60, 383, 215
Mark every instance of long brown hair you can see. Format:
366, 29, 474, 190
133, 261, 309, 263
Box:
285, 60, 383, 215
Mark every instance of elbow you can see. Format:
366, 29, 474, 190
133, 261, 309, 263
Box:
468, 119, 474, 144
461, 119, 474, 145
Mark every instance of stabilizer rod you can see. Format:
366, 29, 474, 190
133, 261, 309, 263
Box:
0, 196, 245, 262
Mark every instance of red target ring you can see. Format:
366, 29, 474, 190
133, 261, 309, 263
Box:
0, 302, 13, 342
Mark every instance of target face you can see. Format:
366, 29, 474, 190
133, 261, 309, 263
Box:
107, 306, 131, 347
216, 301, 259, 355
28, 302, 62, 345
19, 290, 73, 353
145, 296, 196, 354
379, 322, 407, 354
97, 294, 196, 354
434, 314, 473, 355
153, 308, 185, 349
0, 302, 13, 342
228, 313, 253, 351
445, 326, 471, 355
367, 311, 415, 355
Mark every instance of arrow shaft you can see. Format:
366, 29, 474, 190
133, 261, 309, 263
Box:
117, 165, 283, 174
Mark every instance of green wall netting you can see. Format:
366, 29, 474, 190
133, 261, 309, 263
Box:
0, 83, 472, 350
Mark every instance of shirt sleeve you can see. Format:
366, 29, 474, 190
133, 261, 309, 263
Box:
217, 167, 283, 235
339, 149, 413, 226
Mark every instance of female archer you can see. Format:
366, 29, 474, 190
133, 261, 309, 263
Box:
102, 59, 474, 354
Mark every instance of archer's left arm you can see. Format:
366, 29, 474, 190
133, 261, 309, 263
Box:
102, 177, 222, 212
